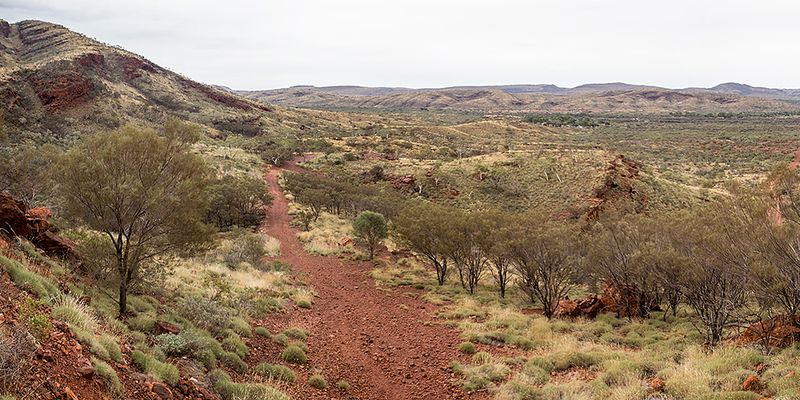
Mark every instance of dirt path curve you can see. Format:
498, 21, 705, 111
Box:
255, 158, 486, 400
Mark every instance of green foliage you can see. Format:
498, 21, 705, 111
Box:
16, 298, 52, 342
56, 123, 213, 316
308, 374, 328, 389
1, 255, 60, 302
206, 175, 272, 230
131, 350, 180, 385
177, 295, 230, 334
222, 333, 248, 359
352, 211, 388, 259
271, 333, 289, 346
99, 334, 123, 363
92, 358, 122, 395
281, 344, 307, 364
282, 327, 309, 341
254, 363, 296, 382
228, 317, 252, 337
336, 379, 351, 391
126, 315, 156, 333
254, 327, 270, 337
219, 351, 248, 374
209, 368, 289, 400
156, 333, 189, 356
458, 342, 476, 355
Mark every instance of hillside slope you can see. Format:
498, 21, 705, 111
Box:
0, 20, 354, 143
239, 84, 800, 114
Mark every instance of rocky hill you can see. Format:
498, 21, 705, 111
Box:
239, 83, 800, 114
0, 20, 354, 143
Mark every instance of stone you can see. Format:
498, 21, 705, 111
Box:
149, 381, 174, 400
743, 375, 762, 392
154, 320, 181, 335
649, 377, 665, 392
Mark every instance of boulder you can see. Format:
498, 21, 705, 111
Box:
154, 320, 181, 335
148, 382, 174, 400
26, 207, 53, 234
743, 375, 762, 392
0, 191, 31, 237
649, 377, 665, 392
737, 315, 800, 348
32, 230, 78, 261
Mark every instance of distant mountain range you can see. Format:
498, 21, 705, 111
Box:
236, 83, 800, 114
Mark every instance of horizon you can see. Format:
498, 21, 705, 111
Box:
3, 1, 800, 91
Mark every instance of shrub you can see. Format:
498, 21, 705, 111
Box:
252, 297, 283, 315
209, 368, 289, 400
195, 348, 217, 370
92, 358, 122, 395
1, 255, 60, 301
472, 352, 493, 365
282, 327, 309, 341
131, 350, 180, 385
296, 299, 312, 309
254, 363, 296, 382
0, 325, 36, 389
271, 333, 289, 346
219, 351, 248, 374
177, 296, 230, 334
156, 333, 188, 356
228, 317, 252, 337
51, 295, 99, 333
99, 334, 123, 363
282, 345, 307, 364
458, 342, 477, 355
524, 356, 555, 373
126, 315, 156, 333
308, 374, 328, 389
222, 333, 248, 359
17, 299, 52, 342
336, 379, 350, 391
254, 327, 270, 337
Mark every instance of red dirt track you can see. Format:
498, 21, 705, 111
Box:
255, 158, 484, 400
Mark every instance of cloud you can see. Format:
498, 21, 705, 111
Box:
2, 0, 799, 89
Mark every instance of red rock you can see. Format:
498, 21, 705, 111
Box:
0, 191, 31, 237
743, 375, 762, 392
154, 320, 181, 335
78, 363, 95, 378
338, 237, 353, 247
29, 72, 94, 111
649, 377, 665, 392
32, 230, 79, 260
63, 387, 79, 400
25, 207, 53, 234
737, 315, 800, 348
76, 53, 105, 69
149, 381, 174, 400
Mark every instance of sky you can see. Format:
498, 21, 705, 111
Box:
2, 0, 799, 90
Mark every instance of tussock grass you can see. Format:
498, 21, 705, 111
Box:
131, 350, 180, 385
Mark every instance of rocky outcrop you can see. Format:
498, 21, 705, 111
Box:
737, 315, 800, 348
29, 71, 95, 111
554, 282, 658, 319
585, 155, 647, 220
0, 191, 79, 261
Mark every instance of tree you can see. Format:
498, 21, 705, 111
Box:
394, 203, 457, 285
258, 139, 298, 166
447, 211, 490, 295
507, 216, 580, 318
0, 144, 61, 207
57, 123, 213, 317
481, 210, 515, 298
206, 174, 272, 230
352, 211, 388, 260
672, 203, 752, 346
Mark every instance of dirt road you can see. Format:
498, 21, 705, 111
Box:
253, 159, 484, 400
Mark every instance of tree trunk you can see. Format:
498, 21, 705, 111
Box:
119, 277, 128, 317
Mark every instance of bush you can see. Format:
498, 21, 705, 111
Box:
472, 352, 493, 365
219, 351, 248, 374
336, 379, 350, 391
254, 327, 270, 337
282, 327, 309, 341
1, 255, 60, 301
126, 315, 156, 333
254, 363, 296, 382
206, 175, 272, 230
17, 298, 52, 342
131, 350, 180, 385
271, 333, 289, 346
222, 333, 248, 359
458, 342, 477, 355
0, 325, 36, 389
229, 317, 252, 337
296, 299, 312, 309
156, 333, 188, 356
99, 334, 123, 363
220, 231, 269, 268
210, 368, 288, 400
177, 296, 230, 334
282, 345, 307, 364
92, 358, 122, 395
308, 374, 328, 389
195, 348, 217, 370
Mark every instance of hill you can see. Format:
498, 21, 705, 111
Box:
238, 83, 800, 114
0, 20, 365, 143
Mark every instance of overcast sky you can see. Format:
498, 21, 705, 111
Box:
2, 0, 799, 90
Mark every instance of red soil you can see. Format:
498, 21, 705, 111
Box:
253, 158, 486, 400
